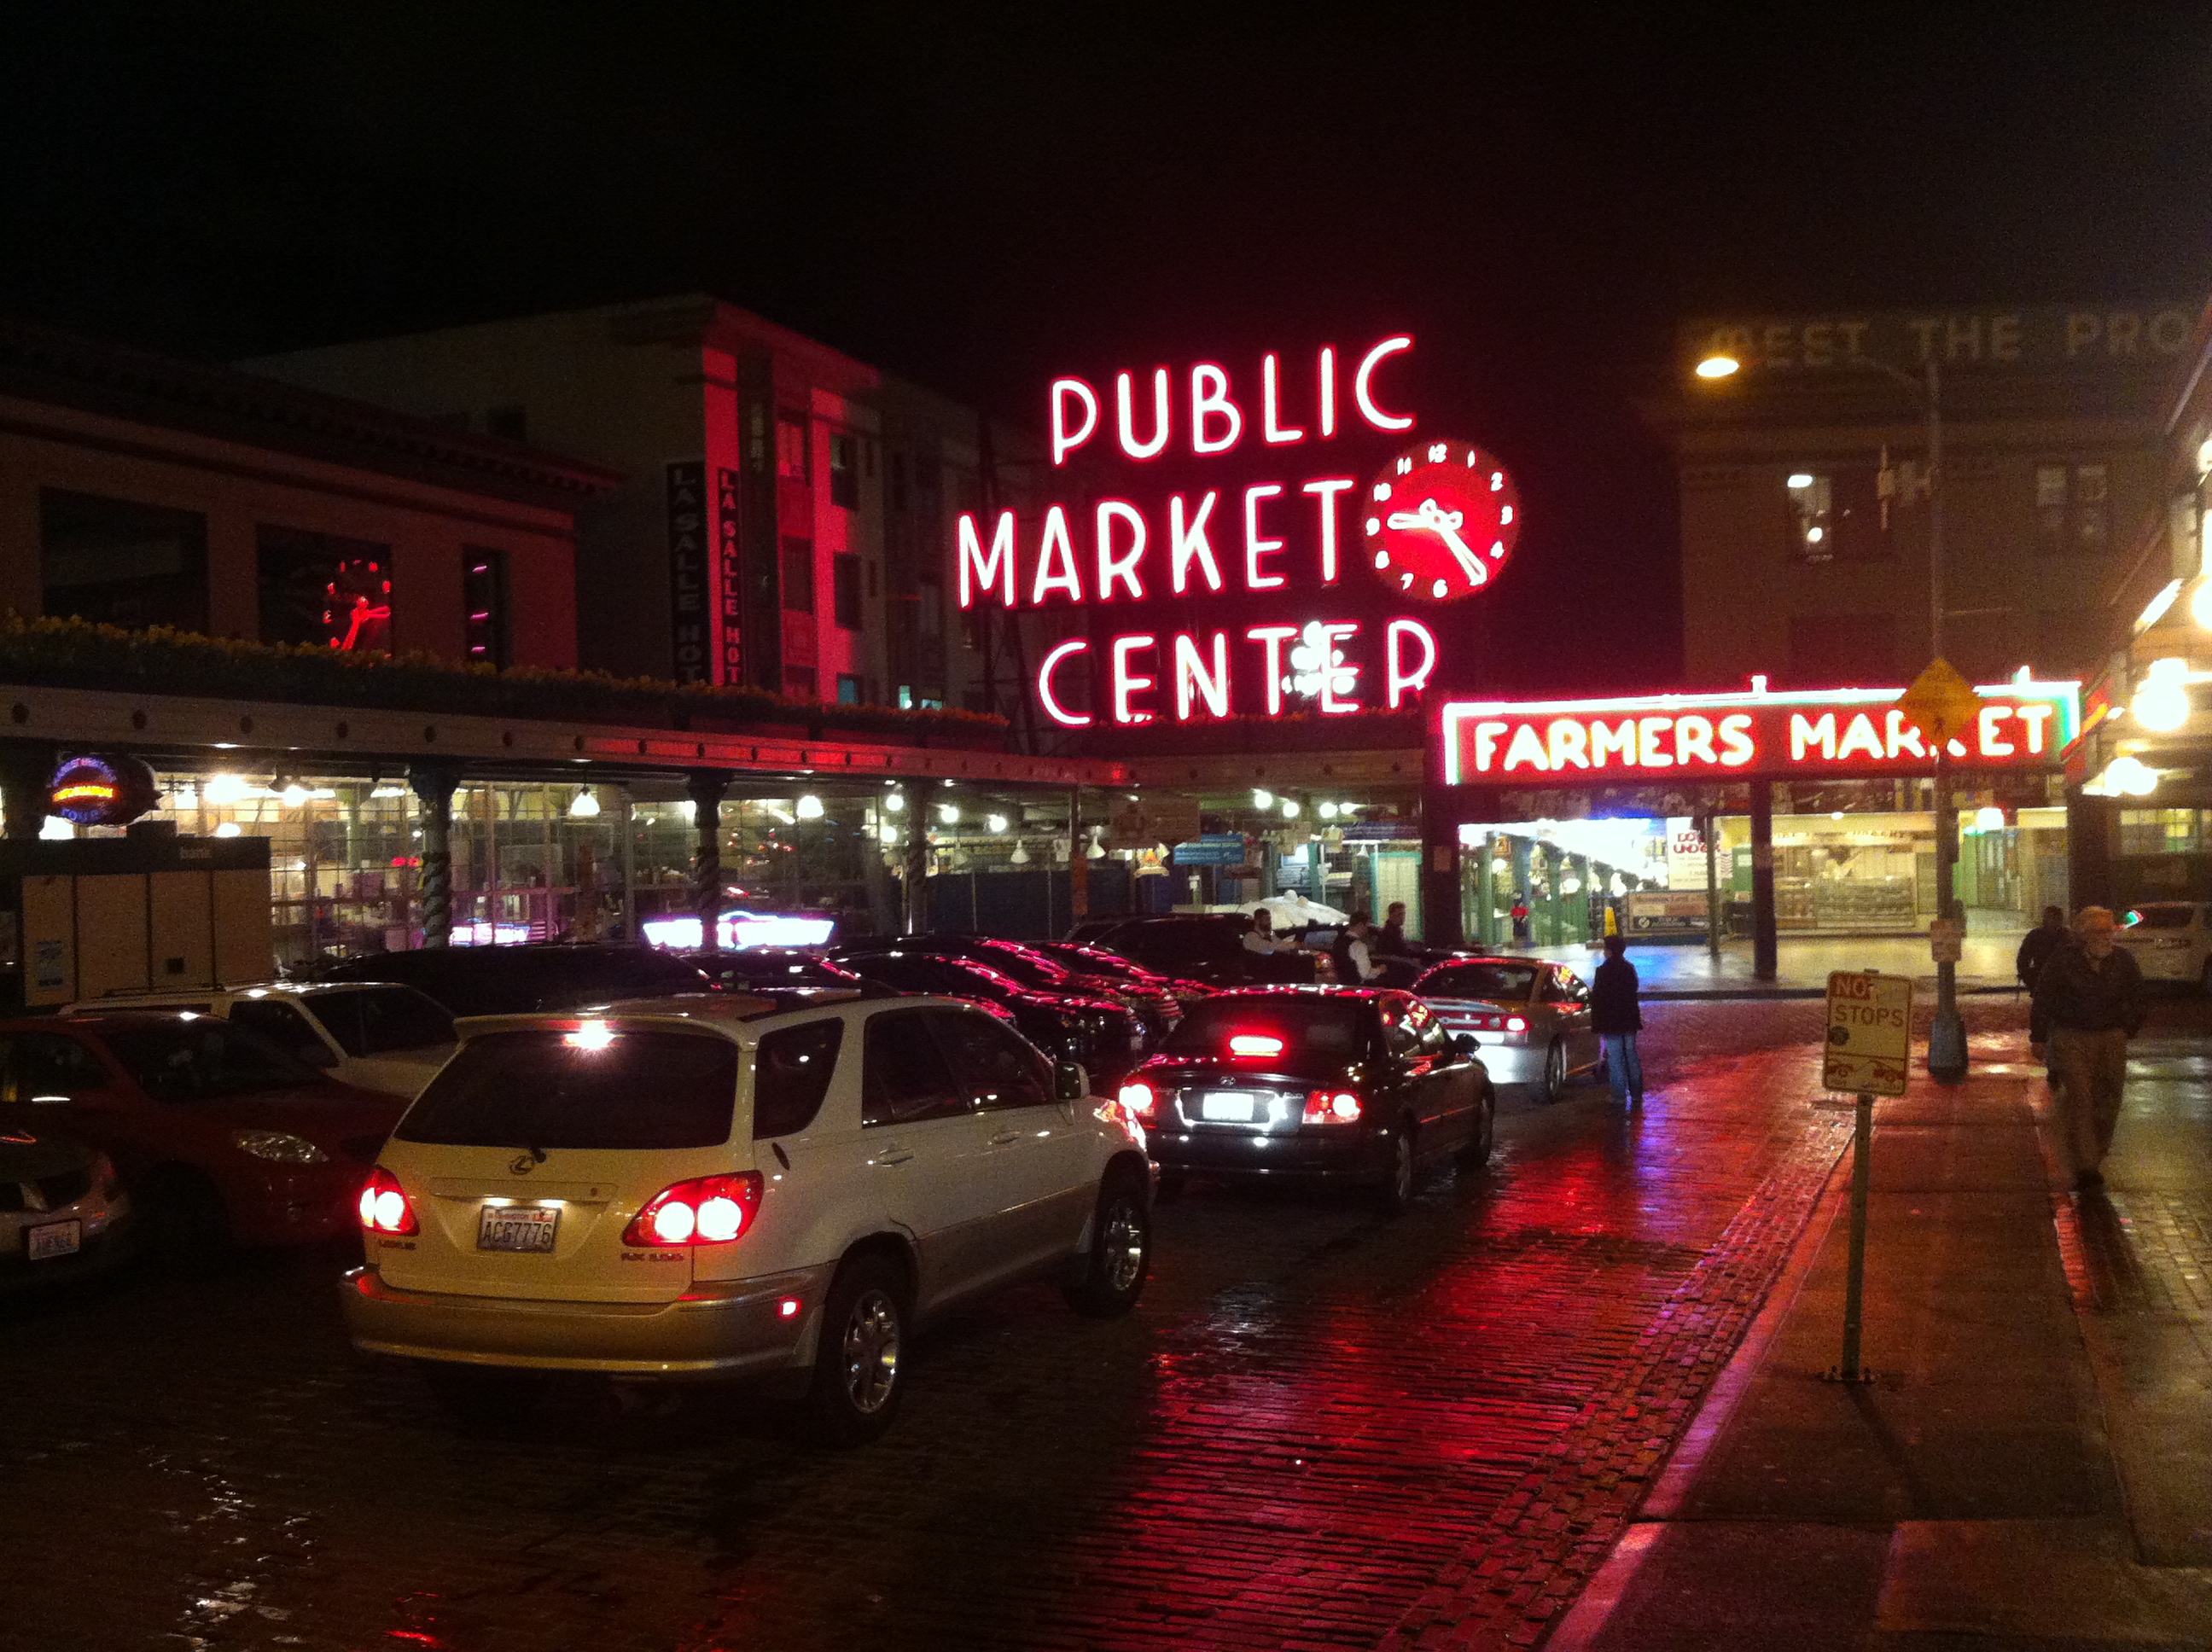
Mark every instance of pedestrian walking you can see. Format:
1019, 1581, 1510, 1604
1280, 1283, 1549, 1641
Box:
2029, 905, 2146, 1190
2017, 904, 2068, 1049
1510, 893, 1531, 945
1590, 932, 1644, 1105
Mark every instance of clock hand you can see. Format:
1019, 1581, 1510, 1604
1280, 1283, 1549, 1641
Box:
1384, 497, 1485, 585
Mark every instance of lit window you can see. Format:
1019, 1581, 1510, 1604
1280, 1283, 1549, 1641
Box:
776, 416, 809, 481
828, 432, 859, 510
1786, 472, 1835, 565
2034, 462, 2110, 556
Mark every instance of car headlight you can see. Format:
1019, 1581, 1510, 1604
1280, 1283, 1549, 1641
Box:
230, 1129, 329, 1166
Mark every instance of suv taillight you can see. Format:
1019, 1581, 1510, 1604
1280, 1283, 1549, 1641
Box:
358, 1166, 418, 1235
1303, 1090, 1364, 1125
1118, 1079, 1159, 1123
623, 1172, 764, 1248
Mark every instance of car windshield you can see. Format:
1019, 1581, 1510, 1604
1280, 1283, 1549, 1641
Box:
308, 986, 457, 1056
1160, 998, 1367, 1062
1039, 945, 1156, 984
102, 1019, 323, 1101
396, 1029, 737, 1149
1417, 962, 1539, 1003
1108, 921, 1240, 972
2123, 905, 2197, 930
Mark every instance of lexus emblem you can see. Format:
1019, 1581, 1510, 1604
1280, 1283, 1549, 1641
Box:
509, 1153, 536, 1175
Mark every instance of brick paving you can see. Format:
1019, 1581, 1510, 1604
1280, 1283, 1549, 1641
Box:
0, 998, 2033, 1652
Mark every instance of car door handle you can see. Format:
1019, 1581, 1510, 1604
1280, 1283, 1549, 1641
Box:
988, 1129, 1022, 1146
877, 1148, 914, 1166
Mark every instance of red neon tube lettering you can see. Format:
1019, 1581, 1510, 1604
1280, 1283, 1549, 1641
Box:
1111, 635, 1157, 724
1031, 505, 1083, 604
957, 510, 1016, 609
1353, 336, 1414, 431
1261, 353, 1304, 444
1190, 364, 1243, 454
1247, 625, 1299, 716
1174, 632, 1231, 719
1318, 346, 1337, 438
1317, 622, 1361, 714
1243, 484, 1285, 590
1036, 639, 1092, 727
1386, 618, 1435, 708
1169, 492, 1223, 594
1095, 500, 1147, 600
1115, 369, 1170, 460
1302, 478, 1354, 582
1051, 379, 1098, 466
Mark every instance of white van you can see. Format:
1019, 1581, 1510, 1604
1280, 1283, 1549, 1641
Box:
2116, 901, 2212, 988
343, 992, 1153, 1442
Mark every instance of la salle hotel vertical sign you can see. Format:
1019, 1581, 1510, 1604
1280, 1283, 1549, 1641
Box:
957, 337, 1522, 727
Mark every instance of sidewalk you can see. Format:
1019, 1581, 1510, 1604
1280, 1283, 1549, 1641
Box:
1517, 932, 2031, 998
1547, 1043, 2212, 1649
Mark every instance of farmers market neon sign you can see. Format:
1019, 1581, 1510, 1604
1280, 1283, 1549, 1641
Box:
1436, 680, 2081, 783
958, 337, 1522, 726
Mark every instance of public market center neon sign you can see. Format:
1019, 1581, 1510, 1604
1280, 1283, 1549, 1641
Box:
1436, 680, 2081, 783
957, 337, 1520, 726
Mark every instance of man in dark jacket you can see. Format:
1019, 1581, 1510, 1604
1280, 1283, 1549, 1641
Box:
1590, 932, 1644, 1105
2017, 905, 2068, 1046
2030, 906, 2146, 1189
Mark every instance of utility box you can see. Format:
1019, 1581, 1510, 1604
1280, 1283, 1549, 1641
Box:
0, 833, 272, 1009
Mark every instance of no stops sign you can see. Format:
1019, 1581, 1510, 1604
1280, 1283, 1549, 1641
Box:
1824, 970, 1912, 1096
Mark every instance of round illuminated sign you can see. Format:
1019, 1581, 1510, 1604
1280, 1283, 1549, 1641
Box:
48, 753, 160, 828
1360, 439, 1520, 602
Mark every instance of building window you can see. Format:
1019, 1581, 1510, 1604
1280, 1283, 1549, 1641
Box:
484, 405, 527, 443
780, 538, 815, 613
40, 489, 208, 634
777, 415, 809, 481
783, 666, 818, 700
2035, 463, 2110, 556
1784, 469, 1881, 565
2118, 808, 2200, 856
832, 554, 862, 631
828, 432, 859, 509
836, 672, 863, 705
257, 526, 393, 651
1786, 613, 1893, 684
463, 548, 510, 669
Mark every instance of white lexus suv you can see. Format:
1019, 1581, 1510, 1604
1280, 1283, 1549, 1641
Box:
341, 992, 1153, 1442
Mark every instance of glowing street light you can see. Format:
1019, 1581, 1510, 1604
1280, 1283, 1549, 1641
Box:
2132, 658, 2192, 733
1695, 354, 1740, 380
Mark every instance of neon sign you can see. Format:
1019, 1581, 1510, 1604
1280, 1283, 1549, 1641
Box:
963, 336, 1511, 726
48, 753, 160, 827
1437, 681, 2081, 783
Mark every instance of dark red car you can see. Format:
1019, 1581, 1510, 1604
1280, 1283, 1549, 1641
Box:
0, 1012, 405, 1262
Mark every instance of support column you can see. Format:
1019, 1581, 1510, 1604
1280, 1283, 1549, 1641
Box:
1750, 778, 1778, 982
902, 806, 928, 934
1703, 810, 1722, 962
1418, 778, 1462, 951
1068, 785, 1090, 924
616, 785, 637, 943
685, 771, 729, 952
0, 742, 57, 840
408, 762, 461, 949
1510, 836, 1533, 947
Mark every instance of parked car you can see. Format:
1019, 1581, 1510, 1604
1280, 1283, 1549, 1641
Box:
2117, 902, 2212, 990
1073, 914, 1323, 988
678, 948, 865, 994
0, 1012, 405, 1264
1119, 986, 1492, 1209
317, 943, 717, 1018
1027, 941, 1214, 1007
841, 935, 1184, 1044
1410, 956, 1601, 1102
342, 992, 1153, 1442
63, 982, 457, 1098
829, 947, 1146, 1085
1, 1124, 131, 1294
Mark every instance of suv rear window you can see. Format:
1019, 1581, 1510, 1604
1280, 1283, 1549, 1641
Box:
397, 1030, 737, 1149
311, 986, 457, 1056
1161, 998, 1367, 1060
751, 1021, 843, 1138
2123, 905, 2197, 930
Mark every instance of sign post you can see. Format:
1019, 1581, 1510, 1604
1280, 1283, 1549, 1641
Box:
1897, 660, 1982, 1084
1823, 969, 1912, 1382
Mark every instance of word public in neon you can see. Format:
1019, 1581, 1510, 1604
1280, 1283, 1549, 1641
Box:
959, 335, 1512, 726
1436, 681, 2081, 783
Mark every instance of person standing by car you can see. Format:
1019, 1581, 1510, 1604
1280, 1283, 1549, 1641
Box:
2031, 906, 2146, 1190
1510, 894, 1532, 946
1243, 908, 1298, 959
2017, 905, 2068, 1050
1331, 912, 1382, 985
1590, 932, 1644, 1106
1377, 902, 1418, 965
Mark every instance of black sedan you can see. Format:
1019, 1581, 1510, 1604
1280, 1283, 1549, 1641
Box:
846, 934, 1185, 1044
827, 947, 1147, 1084
1117, 987, 1493, 1211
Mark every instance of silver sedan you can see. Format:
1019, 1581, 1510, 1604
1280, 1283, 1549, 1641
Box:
1411, 957, 1602, 1102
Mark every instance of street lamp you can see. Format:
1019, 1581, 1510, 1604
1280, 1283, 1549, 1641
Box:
1697, 346, 1966, 1080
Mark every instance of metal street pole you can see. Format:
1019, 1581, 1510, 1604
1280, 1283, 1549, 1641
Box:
1924, 358, 1968, 1082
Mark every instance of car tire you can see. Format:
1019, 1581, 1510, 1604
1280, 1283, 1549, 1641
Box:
1376, 1127, 1418, 1215
806, 1254, 910, 1447
1456, 1091, 1495, 1168
143, 1166, 231, 1272
1540, 1039, 1566, 1104
1064, 1172, 1152, 1318
424, 1364, 544, 1430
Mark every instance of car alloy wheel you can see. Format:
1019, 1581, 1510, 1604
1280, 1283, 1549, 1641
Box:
1066, 1175, 1152, 1317
1100, 1195, 1146, 1294
841, 1288, 902, 1416
1543, 1039, 1566, 1103
1377, 1130, 1417, 1214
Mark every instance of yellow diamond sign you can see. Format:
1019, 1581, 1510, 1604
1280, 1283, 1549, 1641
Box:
1896, 658, 1984, 750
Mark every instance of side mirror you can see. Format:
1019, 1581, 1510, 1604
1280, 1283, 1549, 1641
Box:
1453, 1032, 1481, 1056
1054, 1061, 1090, 1102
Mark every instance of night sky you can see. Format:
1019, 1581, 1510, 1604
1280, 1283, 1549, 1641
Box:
7, 4, 2210, 695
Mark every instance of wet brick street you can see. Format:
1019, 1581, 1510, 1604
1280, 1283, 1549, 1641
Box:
1, 995, 2048, 1652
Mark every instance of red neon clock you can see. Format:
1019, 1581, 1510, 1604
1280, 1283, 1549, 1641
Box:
1360, 440, 1519, 602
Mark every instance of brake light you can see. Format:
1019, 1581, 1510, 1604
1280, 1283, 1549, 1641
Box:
358, 1166, 418, 1235
1229, 1032, 1284, 1058
1302, 1089, 1364, 1125
623, 1172, 764, 1248
1118, 1079, 1159, 1123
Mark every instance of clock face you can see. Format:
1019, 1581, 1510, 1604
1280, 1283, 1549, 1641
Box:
1360, 440, 1520, 603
